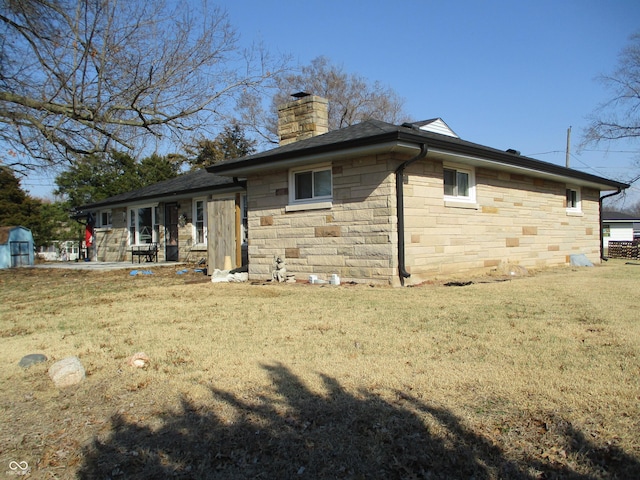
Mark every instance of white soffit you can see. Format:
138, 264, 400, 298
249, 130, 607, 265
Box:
429, 148, 619, 190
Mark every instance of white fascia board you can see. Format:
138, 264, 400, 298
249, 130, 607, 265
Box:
214, 142, 420, 176
429, 148, 621, 191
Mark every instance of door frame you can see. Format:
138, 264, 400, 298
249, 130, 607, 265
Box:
164, 203, 179, 262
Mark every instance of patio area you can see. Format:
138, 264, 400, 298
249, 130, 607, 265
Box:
31, 261, 184, 271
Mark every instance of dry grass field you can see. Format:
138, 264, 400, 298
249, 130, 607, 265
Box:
0, 261, 639, 479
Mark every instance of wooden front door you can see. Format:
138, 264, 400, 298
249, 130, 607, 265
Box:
165, 203, 179, 261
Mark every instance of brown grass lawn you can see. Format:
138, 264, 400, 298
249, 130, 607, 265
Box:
0, 261, 639, 479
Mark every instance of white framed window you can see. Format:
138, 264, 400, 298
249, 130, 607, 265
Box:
443, 164, 476, 203
99, 210, 112, 228
288, 163, 332, 206
154, 205, 161, 243
240, 194, 248, 245
565, 186, 581, 213
192, 198, 207, 245
128, 205, 157, 245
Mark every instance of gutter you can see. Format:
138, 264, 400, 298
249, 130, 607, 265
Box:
599, 188, 624, 260
395, 142, 428, 286
208, 125, 628, 192
208, 140, 415, 177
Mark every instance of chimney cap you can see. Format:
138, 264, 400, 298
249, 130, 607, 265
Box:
291, 91, 311, 98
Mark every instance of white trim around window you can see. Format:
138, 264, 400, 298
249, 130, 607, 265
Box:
288, 163, 333, 209
443, 163, 477, 206
98, 210, 112, 228
565, 186, 582, 215
240, 194, 248, 245
192, 198, 208, 246
128, 205, 157, 245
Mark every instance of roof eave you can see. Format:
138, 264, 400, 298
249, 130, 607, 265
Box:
211, 142, 421, 177
207, 131, 415, 176
76, 182, 244, 212
429, 148, 629, 191
420, 135, 630, 191
208, 128, 629, 191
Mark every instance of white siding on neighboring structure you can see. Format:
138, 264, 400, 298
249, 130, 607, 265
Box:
603, 222, 634, 248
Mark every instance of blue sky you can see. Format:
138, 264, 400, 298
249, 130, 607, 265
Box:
24, 0, 640, 204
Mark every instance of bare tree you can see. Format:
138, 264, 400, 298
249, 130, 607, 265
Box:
582, 32, 640, 147
0, 0, 282, 173
239, 56, 408, 145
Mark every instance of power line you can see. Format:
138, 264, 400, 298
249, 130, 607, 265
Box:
525, 150, 564, 156
569, 152, 603, 177
581, 149, 638, 153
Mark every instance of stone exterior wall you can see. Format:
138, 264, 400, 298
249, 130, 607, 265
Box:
94, 207, 129, 262
403, 161, 601, 285
247, 153, 603, 286
93, 199, 208, 263
247, 154, 397, 284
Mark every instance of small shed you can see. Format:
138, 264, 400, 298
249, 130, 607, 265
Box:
0, 226, 35, 268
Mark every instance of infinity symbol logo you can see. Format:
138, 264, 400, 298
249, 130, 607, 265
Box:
9, 461, 29, 471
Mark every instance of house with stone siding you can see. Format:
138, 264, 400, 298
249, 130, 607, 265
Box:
75, 168, 247, 270
207, 94, 629, 286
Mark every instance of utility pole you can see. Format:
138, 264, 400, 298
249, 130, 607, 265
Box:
565, 126, 571, 168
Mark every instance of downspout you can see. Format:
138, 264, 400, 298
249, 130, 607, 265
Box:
599, 188, 623, 260
232, 177, 246, 188
395, 143, 428, 286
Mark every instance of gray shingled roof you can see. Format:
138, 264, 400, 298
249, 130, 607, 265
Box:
208, 120, 399, 169
76, 169, 239, 211
207, 120, 629, 190
602, 211, 640, 221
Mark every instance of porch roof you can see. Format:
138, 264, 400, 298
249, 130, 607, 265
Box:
75, 169, 242, 213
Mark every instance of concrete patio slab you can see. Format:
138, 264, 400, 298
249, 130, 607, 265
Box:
31, 261, 184, 271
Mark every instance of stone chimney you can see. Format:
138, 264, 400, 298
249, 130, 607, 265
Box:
277, 92, 329, 146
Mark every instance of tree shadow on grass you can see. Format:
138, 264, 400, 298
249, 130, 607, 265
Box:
79, 363, 639, 479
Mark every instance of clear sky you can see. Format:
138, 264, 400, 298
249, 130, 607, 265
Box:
23, 0, 640, 205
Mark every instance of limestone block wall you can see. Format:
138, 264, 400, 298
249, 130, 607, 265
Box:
247, 153, 603, 286
403, 161, 602, 284
95, 207, 129, 262
93, 200, 204, 263
247, 154, 398, 284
